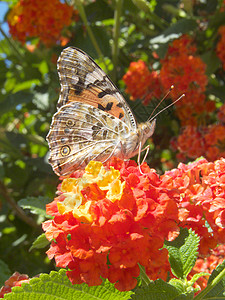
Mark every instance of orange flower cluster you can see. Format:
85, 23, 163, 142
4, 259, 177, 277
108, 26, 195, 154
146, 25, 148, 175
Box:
43, 159, 179, 291
216, 26, 225, 70
122, 60, 163, 105
160, 35, 209, 126
174, 103, 225, 161
0, 272, 30, 298
162, 157, 225, 255
43, 157, 225, 291
123, 35, 211, 126
7, 0, 73, 46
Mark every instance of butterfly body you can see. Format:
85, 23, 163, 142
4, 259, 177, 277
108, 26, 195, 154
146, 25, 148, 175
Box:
47, 47, 156, 176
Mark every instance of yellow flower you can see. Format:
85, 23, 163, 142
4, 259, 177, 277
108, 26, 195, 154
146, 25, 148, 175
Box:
106, 179, 125, 202
57, 161, 125, 222
73, 201, 93, 223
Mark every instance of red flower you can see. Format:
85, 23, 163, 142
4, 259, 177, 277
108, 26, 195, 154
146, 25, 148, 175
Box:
162, 158, 225, 254
0, 272, 30, 298
7, 0, 74, 46
43, 159, 179, 291
123, 60, 163, 104
217, 26, 225, 70
43, 157, 225, 291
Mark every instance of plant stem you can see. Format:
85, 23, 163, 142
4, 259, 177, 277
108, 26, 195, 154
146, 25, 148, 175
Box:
0, 181, 37, 228
112, 0, 123, 83
138, 264, 152, 285
73, 0, 108, 71
0, 25, 24, 60
194, 267, 225, 299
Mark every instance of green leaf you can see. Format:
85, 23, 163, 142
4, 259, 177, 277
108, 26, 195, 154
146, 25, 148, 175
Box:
169, 279, 195, 299
0, 92, 33, 116
0, 259, 11, 287
169, 278, 186, 294
209, 11, 225, 28
30, 233, 50, 251
0, 160, 5, 180
132, 279, 180, 300
4, 269, 133, 300
189, 272, 210, 286
18, 196, 51, 218
149, 18, 197, 58
201, 260, 225, 299
201, 51, 221, 75
164, 228, 199, 279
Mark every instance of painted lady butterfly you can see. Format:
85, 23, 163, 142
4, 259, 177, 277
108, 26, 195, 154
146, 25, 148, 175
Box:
47, 47, 156, 176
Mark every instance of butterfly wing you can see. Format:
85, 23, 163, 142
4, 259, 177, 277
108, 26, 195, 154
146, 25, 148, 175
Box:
57, 47, 137, 130
46, 102, 130, 176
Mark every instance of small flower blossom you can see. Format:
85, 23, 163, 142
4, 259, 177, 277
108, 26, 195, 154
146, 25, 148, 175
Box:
160, 35, 207, 100
7, 0, 74, 46
0, 272, 30, 298
162, 157, 225, 254
175, 121, 225, 162
43, 158, 179, 291
122, 60, 163, 104
216, 26, 225, 70
44, 157, 225, 291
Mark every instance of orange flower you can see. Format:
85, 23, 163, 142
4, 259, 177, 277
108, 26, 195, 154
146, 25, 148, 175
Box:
43, 157, 225, 291
160, 53, 207, 99
176, 126, 206, 159
163, 157, 225, 254
217, 26, 225, 70
159, 34, 209, 132
0, 272, 30, 298
166, 34, 197, 57
7, 0, 74, 46
43, 159, 179, 291
123, 60, 163, 104
217, 103, 225, 122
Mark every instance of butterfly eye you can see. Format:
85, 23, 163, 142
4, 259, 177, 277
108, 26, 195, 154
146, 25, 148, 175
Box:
66, 119, 75, 127
61, 145, 71, 156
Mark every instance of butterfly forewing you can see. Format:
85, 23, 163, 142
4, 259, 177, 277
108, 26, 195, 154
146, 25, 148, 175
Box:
57, 47, 137, 130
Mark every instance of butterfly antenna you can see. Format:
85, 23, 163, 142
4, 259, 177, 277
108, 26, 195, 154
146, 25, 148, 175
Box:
147, 85, 174, 121
148, 93, 185, 122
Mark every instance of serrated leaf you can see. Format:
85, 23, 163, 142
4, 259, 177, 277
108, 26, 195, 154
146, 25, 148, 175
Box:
169, 278, 186, 294
18, 196, 51, 218
189, 272, 210, 286
164, 228, 199, 279
202, 260, 225, 299
4, 269, 133, 300
132, 279, 180, 300
30, 233, 50, 251
169, 279, 195, 300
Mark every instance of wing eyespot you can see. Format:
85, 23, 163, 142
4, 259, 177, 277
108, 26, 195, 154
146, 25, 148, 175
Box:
66, 119, 75, 127
61, 145, 71, 156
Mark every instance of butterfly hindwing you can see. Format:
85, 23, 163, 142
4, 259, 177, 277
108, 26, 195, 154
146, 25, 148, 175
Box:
46, 102, 130, 176
57, 47, 137, 130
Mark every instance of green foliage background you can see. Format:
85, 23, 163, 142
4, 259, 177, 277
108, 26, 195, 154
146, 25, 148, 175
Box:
0, 0, 224, 286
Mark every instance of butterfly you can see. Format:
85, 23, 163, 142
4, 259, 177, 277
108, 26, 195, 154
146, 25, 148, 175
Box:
46, 47, 156, 176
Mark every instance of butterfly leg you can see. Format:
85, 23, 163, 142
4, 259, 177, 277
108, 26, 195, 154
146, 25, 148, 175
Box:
98, 141, 120, 164
138, 143, 150, 174
138, 142, 143, 174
